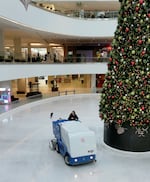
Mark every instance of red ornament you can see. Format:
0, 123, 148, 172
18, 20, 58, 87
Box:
135, 7, 139, 12
107, 76, 111, 80
139, 0, 144, 4
148, 13, 150, 18
108, 83, 111, 88
119, 82, 122, 86
141, 91, 144, 96
128, 108, 132, 112
132, 123, 136, 127
138, 40, 143, 44
111, 95, 115, 99
125, 27, 129, 32
141, 50, 146, 56
138, 27, 141, 32
110, 114, 113, 119
131, 61, 135, 66
115, 61, 119, 65
117, 120, 122, 125
109, 57, 112, 62
141, 106, 145, 111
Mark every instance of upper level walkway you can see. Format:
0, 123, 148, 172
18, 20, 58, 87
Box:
31, 1, 119, 20
0, 0, 117, 38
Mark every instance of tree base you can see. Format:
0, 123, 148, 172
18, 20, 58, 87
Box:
104, 122, 150, 152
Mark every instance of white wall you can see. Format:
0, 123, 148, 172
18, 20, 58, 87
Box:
0, 81, 11, 89
0, 63, 108, 81
0, 0, 117, 37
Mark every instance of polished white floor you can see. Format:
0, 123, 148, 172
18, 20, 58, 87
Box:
0, 94, 150, 182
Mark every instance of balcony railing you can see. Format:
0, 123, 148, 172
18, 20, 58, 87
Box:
0, 88, 99, 113
0, 55, 109, 64
31, 2, 119, 20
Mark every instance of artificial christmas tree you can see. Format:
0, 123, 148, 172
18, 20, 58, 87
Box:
100, 0, 150, 151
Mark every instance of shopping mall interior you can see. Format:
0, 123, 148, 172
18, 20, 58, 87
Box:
0, 0, 119, 103
0, 1, 150, 182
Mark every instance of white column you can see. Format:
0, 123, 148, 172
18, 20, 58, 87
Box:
47, 46, 53, 63
91, 74, 96, 93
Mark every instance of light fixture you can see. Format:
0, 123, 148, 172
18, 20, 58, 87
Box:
30, 43, 44, 46
49, 43, 61, 47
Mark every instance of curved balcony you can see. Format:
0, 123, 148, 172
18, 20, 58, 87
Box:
0, 61, 108, 81
0, 1, 112, 83
0, 0, 117, 37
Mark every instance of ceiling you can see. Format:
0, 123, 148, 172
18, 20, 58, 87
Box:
1, 1, 120, 48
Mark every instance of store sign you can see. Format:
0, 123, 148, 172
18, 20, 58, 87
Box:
0, 88, 11, 104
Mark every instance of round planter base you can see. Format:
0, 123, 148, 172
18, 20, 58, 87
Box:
104, 123, 150, 152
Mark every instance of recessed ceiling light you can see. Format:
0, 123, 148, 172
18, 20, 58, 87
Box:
30, 43, 44, 46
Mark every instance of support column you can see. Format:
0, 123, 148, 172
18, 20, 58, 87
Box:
91, 74, 96, 93
17, 78, 26, 94
14, 37, 22, 61
0, 29, 4, 61
47, 46, 53, 63
27, 43, 31, 62
63, 44, 68, 58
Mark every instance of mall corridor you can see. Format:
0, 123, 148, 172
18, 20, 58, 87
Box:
0, 94, 150, 182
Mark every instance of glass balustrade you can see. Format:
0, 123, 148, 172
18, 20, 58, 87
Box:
0, 55, 109, 64
31, 1, 119, 20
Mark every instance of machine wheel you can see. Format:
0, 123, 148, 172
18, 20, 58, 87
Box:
55, 143, 60, 153
64, 155, 70, 165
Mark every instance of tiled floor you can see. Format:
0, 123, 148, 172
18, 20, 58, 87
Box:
0, 94, 150, 182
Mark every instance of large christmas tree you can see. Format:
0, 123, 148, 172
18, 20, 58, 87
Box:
100, 0, 150, 129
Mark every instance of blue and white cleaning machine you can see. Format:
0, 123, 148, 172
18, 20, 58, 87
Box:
49, 119, 96, 165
